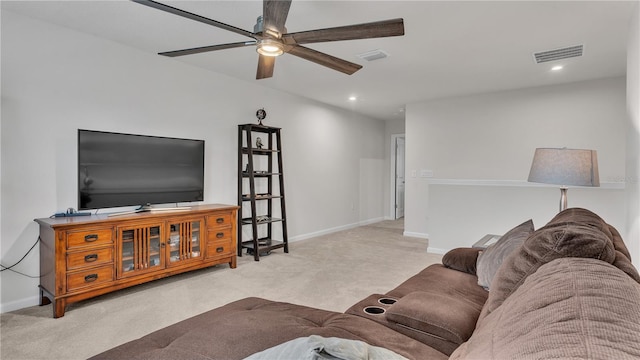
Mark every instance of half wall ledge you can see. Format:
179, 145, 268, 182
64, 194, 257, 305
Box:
425, 179, 625, 189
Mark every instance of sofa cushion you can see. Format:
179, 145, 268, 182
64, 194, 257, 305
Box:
381, 264, 488, 356
479, 208, 616, 321
544, 208, 638, 282
476, 219, 534, 290
450, 258, 640, 360
442, 248, 481, 275
385, 291, 480, 345
386, 264, 488, 308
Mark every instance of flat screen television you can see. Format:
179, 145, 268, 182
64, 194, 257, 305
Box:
78, 129, 205, 210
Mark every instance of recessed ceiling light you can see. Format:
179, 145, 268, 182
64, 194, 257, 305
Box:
348, 96, 357, 101
551, 65, 563, 71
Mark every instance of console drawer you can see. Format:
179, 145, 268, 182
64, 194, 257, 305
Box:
207, 213, 233, 229
67, 228, 113, 249
66, 247, 113, 271
207, 238, 234, 259
67, 265, 114, 292
207, 227, 232, 242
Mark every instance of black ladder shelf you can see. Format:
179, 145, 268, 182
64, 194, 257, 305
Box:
237, 124, 289, 261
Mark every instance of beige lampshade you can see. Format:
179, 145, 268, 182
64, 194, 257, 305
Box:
528, 148, 600, 187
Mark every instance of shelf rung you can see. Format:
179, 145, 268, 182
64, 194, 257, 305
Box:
241, 217, 283, 225
241, 148, 280, 154
241, 239, 285, 250
241, 172, 282, 177
241, 195, 283, 201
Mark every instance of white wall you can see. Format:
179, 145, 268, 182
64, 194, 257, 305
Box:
405, 77, 628, 252
0, 11, 386, 312
424, 183, 625, 253
626, 3, 640, 265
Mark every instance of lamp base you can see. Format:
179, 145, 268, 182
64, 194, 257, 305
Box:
559, 187, 568, 212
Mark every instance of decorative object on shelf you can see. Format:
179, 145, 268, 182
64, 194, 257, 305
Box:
256, 136, 264, 149
256, 108, 266, 125
527, 147, 600, 212
256, 215, 271, 223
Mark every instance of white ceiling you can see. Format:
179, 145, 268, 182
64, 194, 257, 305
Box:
2, 1, 635, 121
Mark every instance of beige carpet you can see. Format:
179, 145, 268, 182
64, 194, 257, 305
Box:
0, 219, 441, 360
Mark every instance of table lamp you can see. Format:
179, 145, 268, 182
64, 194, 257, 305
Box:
527, 148, 600, 212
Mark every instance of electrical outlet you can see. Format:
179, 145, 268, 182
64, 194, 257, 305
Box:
420, 169, 434, 178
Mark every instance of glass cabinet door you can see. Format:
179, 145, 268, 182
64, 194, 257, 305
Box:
167, 220, 202, 265
119, 224, 163, 277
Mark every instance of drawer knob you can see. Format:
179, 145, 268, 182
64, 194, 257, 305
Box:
84, 254, 98, 262
216, 218, 224, 224
84, 274, 98, 282
216, 232, 224, 238
84, 234, 98, 242
216, 247, 224, 253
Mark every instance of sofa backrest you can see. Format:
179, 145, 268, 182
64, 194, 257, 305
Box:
606, 221, 640, 283
450, 257, 640, 360
479, 208, 640, 322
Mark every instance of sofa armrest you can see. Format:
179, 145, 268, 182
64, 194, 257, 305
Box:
442, 248, 481, 275
385, 291, 481, 346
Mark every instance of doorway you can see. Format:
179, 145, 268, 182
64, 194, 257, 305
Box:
391, 134, 405, 220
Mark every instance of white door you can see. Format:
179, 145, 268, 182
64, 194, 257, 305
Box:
395, 137, 406, 219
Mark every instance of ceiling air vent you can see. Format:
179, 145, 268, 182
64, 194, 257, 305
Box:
533, 45, 584, 63
357, 49, 389, 62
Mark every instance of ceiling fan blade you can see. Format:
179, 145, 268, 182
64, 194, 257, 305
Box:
283, 18, 404, 45
263, 0, 292, 35
159, 41, 257, 57
132, 0, 256, 39
286, 45, 362, 75
256, 55, 276, 79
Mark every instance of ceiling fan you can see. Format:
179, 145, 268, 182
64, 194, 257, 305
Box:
132, 0, 405, 79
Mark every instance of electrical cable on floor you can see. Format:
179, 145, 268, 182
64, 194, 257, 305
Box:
0, 236, 41, 278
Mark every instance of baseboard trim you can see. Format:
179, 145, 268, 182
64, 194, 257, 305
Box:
403, 231, 428, 239
1, 295, 40, 314
427, 247, 448, 255
289, 217, 385, 243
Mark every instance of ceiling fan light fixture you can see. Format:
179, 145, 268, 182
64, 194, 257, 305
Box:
256, 39, 284, 57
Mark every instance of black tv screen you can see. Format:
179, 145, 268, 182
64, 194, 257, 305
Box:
78, 130, 205, 210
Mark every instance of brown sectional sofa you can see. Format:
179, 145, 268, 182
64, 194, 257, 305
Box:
91, 208, 640, 359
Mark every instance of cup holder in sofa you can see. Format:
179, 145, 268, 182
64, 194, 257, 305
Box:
378, 297, 397, 305
346, 294, 397, 323
363, 306, 386, 315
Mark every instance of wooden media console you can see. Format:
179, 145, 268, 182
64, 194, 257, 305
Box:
35, 204, 238, 318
